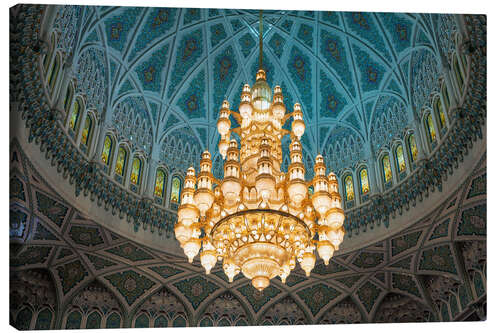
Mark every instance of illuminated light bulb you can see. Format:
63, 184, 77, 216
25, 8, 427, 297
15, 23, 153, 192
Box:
317, 240, 334, 265
183, 239, 201, 263
300, 252, 316, 277
200, 249, 217, 274
174, 223, 192, 246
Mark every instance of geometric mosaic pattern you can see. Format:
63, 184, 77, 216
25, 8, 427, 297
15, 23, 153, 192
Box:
9, 137, 487, 326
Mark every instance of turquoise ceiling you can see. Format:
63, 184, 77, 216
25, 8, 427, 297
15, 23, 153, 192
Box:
56, 6, 451, 172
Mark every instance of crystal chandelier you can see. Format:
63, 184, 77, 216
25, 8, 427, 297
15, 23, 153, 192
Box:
174, 12, 345, 291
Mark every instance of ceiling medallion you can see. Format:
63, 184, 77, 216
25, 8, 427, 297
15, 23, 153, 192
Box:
174, 12, 345, 291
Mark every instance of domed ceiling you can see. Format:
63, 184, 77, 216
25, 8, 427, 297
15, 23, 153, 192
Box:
55, 6, 451, 175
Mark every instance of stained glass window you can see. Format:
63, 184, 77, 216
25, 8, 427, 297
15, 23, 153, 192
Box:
86, 311, 102, 329
48, 54, 60, 91
106, 313, 121, 329
69, 100, 81, 131
396, 145, 406, 173
344, 175, 354, 201
170, 176, 181, 203
454, 56, 464, 90
130, 157, 142, 185
34, 308, 52, 330
426, 114, 436, 143
65, 311, 82, 329
134, 314, 149, 328
359, 168, 369, 194
101, 135, 113, 166
435, 98, 446, 129
382, 155, 392, 183
81, 115, 92, 146
408, 134, 418, 162
64, 85, 73, 112
115, 147, 127, 176
154, 169, 166, 198
442, 84, 450, 109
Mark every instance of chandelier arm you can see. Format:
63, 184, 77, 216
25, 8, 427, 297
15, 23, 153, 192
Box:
229, 110, 243, 124
282, 113, 295, 123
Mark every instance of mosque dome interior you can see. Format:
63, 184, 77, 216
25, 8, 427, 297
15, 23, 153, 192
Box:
9, 4, 486, 329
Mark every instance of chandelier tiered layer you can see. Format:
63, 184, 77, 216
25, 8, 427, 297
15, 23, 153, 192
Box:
174, 69, 345, 291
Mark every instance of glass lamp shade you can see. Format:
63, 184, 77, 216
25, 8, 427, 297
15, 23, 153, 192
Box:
193, 189, 214, 216
327, 227, 345, 249
218, 139, 229, 158
239, 101, 252, 119
272, 103, 286, 120
223, 259, 240, 282
217, 117, 231, 136
251, 79, 272, 112
292, 119, 305, 139
300, 252, 316, 276
317, 240, 334, 265
177, 204, 199, 225
174, 223, 192, 246
183, 239, 201, 263
287, 179, 308, 205
200, 249, 217, 274
312, 191, 332, 216
325, 207, 345, 228
221, 178, 242, 205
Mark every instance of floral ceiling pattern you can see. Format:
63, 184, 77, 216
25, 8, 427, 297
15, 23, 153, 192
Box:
54, 6, 457, 173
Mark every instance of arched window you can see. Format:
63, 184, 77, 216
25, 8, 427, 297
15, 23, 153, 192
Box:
359, 168, 370, 195
395, 145, 406, 174
65, 311, 82, 329
308, 185, 314, 198
434, 97, 447, 130
15, 307, 33, 330
381, 154, 392, 184
453, 56, 464, 91
426, 113, 437, 145
343, 174, 355, 202
154, 315, 168, 327
134, 313, 150, 328
69, 99, 81, 132
170, 176, 181, 203
101, 135, 114, 166
81, 114, 93, 147
130, 157, 142, 187
115, 146, 128, 177
43, 34, 55, 73
86, 311, 102, 329
407, 133, 418, 163
47, 53, 60, 93
173, 316, 187, 327
105, 313, 121, 329
64, 84, 74, 113
154, 169, 166, 198
34, 308, 53, 330
442, 84, 450, 110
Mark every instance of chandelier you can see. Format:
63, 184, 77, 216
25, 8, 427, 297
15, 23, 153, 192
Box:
174, 12, 345, 291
